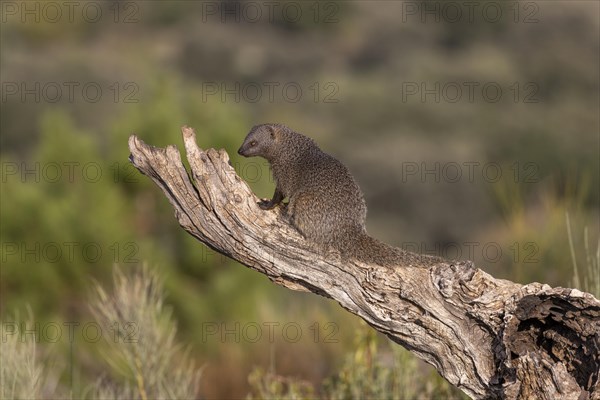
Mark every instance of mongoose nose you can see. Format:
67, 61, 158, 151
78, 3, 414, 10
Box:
237, 147, 243, 155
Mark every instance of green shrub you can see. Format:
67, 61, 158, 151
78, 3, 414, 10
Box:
248, 322, 467, 400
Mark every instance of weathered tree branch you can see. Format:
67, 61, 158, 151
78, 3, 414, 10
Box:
128, 126, 599, 399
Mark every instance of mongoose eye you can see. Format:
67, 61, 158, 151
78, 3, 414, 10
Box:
250, 140, 257, 147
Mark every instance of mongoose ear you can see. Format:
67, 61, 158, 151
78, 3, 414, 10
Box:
267, 125, 277, 139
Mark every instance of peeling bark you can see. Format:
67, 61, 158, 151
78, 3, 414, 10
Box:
128, 126, 600, 399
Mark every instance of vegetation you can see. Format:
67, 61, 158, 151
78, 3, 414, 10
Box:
567, 213, 600, 298
0, 268, 463, 399
89, 267, 202, 400
1, 267, 202, 399
1, 311, 44, 400
1, 1, 598, 397
248, 322, 465, 400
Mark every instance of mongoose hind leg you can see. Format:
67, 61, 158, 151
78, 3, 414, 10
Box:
288, 191, 336, 246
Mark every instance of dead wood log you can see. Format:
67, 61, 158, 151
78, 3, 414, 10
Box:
128, 126, 599, 399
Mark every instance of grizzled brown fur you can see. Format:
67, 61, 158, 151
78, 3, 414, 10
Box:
238, 123, 441, 267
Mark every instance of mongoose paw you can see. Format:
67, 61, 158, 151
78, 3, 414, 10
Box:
258, 199, 277, 210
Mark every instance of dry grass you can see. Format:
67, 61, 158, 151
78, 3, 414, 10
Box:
89, 266, 202, 399
0, 312, 43, 399
1, 267, 203, 400
567, 213, 600, 298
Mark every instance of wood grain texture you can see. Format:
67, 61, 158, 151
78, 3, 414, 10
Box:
128, 126, 599, 399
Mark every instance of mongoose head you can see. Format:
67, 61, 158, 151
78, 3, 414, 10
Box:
238, 123, 284, 160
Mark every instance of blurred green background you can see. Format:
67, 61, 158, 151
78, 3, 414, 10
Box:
1, 1, 598, 398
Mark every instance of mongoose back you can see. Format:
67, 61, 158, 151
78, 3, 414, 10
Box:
238, 123, 441, 267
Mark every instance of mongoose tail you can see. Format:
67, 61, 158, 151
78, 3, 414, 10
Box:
342, 230, 443, 267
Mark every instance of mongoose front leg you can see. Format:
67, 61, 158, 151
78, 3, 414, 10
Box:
259, 188, 284, 210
